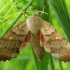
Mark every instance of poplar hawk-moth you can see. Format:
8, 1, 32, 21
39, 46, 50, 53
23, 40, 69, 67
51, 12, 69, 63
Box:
0, 14, 70, 62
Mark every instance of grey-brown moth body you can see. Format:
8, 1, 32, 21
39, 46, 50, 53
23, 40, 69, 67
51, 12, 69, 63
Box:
0, 14, 70, 62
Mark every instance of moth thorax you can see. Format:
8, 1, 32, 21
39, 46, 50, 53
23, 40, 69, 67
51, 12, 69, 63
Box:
26, 15, 43, 35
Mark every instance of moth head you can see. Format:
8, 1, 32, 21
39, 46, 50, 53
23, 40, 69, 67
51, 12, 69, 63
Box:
26, 15, 43, 34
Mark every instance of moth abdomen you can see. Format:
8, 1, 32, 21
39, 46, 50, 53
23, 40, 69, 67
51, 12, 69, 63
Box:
31, 32, 45, 61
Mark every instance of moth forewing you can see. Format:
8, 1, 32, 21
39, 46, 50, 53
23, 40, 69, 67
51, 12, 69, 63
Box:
40, 20, 70, 62
0, 21, 30, 61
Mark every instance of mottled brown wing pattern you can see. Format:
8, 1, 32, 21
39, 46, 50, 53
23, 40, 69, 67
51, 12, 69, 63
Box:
40, 20, 70, 62
0, 21, 30, 61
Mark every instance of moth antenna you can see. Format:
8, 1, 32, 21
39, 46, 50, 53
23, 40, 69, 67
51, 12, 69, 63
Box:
36, 11, 48, 16
41, 4, 45, 16
36, 4, 48, 16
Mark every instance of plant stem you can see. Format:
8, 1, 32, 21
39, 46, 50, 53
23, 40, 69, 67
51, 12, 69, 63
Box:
49, 55, 55, 70
30, 44, 39, 70
22, 0, 34, 11
58, 60, 63, 70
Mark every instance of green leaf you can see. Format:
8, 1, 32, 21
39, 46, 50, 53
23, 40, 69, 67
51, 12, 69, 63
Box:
48, 0, 70, 41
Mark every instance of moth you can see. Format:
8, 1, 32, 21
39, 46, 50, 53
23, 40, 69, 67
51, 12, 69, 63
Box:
0, 14, 70, 62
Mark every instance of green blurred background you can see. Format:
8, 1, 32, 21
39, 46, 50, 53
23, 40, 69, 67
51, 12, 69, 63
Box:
0, 0, 70, 70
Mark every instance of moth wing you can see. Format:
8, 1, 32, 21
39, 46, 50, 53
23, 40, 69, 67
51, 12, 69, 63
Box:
0, 21, 30, 61
40, 20, 70, 62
